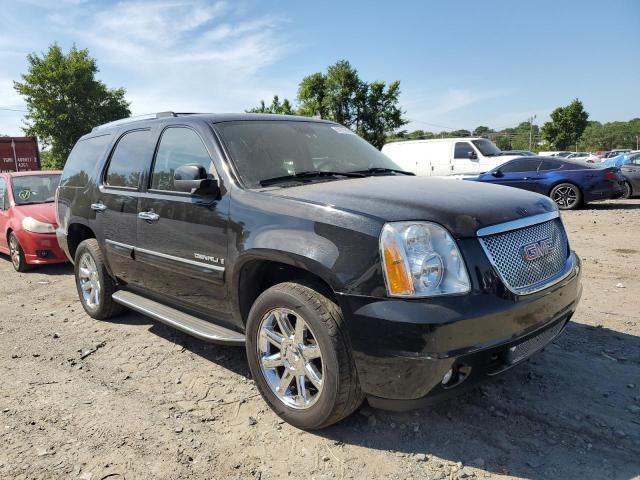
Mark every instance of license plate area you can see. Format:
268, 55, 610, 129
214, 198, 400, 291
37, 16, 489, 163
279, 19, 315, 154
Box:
506, 319, 567, 365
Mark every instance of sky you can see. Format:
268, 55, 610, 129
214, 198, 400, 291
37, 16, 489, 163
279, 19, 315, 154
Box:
0, 0, 638, 136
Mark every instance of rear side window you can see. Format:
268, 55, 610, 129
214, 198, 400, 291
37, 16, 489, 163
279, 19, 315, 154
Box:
500, 159, 543, 173
60, 134, 112, 187
0, 178, 6, 210
150, 127, 215, 191
539, 160, 562, 171
454, 142, 475, 159
105, 130, 153, 189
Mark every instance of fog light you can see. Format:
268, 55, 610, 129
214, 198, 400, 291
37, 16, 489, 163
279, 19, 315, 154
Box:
442, 368, 453, 385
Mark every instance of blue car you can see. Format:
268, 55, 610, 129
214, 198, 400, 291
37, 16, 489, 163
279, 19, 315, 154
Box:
465, 156, 625, 210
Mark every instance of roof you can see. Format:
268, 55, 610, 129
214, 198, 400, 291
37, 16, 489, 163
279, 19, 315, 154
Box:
89, 112, 335, 135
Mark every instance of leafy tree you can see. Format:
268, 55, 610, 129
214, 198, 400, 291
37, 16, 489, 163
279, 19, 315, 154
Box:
247, 95, 294, 115
579, 119, 640, 150
356, 80, 406, 149
541, 99, 589, 150
473, 126, 493, 137
297, 72, 327, 118
14, 44, 130, 169
494, 135, 512, 150
447, 129, 472, 138
297, 60, 407, 148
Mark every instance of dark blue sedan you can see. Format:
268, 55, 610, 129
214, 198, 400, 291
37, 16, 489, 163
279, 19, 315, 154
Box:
465, 157, 625, 209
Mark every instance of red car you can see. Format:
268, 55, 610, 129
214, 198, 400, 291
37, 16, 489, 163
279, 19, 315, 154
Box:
0, 171, 67, 271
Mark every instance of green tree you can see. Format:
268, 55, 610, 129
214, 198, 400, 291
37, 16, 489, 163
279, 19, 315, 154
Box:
541, 99, 589, 150
473, 126, 493, 137
297, 72, 327, 118
356, 80, 407, 149
247, 95, 295, 115
14, 44, 130, 169
580, 119, 640, 150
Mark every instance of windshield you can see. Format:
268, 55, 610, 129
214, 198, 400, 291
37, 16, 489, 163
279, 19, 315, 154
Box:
214, 121, 403, 188
11, 174, 61, 205
471, 139, 502, 157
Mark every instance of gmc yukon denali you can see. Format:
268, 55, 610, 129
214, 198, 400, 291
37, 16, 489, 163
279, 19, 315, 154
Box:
56, 113, 582, 429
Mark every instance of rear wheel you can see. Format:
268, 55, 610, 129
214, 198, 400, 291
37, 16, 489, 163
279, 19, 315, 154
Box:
246, 282, 363, 430
550, 183, 582, 210
622, 181, 632, 199
74, 239, 123, 320
8, 233, 29, 272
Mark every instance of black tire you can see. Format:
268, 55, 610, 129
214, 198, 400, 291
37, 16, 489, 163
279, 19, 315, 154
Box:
246, 282, 364, 430
74, 238, 123, 320
8, 232, 29, 272
622, 181, 632, 199
550, 182, 582, 210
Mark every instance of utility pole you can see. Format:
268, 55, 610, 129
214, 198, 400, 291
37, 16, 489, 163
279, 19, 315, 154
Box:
10, 138, 18, 171
528, 115, 536, 151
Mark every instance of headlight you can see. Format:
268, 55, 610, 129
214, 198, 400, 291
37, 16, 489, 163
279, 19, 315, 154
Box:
22, 217, 56, 234
380, 221, 470, 297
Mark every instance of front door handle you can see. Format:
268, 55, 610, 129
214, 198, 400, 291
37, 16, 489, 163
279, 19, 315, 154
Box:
138, 211, 160, 223
90, 202, 107, 212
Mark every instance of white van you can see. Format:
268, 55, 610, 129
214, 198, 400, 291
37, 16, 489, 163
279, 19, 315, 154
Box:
381, 138, 520, 177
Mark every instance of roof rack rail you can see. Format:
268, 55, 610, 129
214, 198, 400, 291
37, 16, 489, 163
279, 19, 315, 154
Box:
91, 112, 201, 132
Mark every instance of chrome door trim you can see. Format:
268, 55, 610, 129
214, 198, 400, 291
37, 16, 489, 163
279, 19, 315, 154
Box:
105, 239, 134, 250
136, 247, 225, 272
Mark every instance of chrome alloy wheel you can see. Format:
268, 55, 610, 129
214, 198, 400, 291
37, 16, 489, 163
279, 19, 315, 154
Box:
257, 308, 324, 409
552, 185, 578, 208
9, 235, 20, 270
78, 253, 101, 309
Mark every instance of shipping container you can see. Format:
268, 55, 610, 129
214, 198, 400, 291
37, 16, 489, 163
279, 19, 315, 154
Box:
0, 137, 41, 172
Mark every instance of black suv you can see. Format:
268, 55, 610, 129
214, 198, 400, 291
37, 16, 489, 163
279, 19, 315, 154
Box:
56, 113, 582, 429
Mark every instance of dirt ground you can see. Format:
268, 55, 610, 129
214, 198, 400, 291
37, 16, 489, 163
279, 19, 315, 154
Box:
1, 200, 639, 480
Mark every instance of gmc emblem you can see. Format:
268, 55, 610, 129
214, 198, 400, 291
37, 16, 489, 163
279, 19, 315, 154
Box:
522, 238, 553, 262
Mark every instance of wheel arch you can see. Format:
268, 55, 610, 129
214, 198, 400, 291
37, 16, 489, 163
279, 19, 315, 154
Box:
66, 222, 96, 261
233, 251, 340, 327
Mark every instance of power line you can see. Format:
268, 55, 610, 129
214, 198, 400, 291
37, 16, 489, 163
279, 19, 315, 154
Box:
0, 107, 27, 112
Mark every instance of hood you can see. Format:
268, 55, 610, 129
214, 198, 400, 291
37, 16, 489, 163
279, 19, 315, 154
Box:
12, 202, 58, 226
267, 176, 556, 238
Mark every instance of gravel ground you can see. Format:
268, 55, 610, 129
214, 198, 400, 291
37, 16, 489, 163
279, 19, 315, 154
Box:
1, 199, 639, 480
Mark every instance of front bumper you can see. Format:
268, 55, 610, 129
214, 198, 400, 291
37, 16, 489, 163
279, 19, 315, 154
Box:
337, 253, 582, 409
16, 230, 68, 265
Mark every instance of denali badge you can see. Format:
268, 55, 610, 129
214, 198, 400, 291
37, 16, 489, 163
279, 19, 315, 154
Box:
194, 253, 225, 265
522, 238, 553, 262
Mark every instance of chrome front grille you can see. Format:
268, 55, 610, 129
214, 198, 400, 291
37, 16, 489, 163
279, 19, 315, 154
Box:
479, 215, 571, 294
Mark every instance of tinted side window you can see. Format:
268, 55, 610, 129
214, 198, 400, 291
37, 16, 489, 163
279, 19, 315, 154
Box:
454, 142, 475, 159
105, 130, 153, 189
0, 178, 6, 210
60, 134, 112, 187
539, 160, 562, 171
151, 127, 215, 191
500, 159, 542, 173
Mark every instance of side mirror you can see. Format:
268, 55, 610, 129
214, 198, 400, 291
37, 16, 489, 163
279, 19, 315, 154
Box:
174, 164, 219, 196
468, 151, 478, 160
491, 169, 503, 178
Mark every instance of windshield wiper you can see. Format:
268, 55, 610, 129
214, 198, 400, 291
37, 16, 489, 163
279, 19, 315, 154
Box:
348, 167, 414, 176
259, 170, 364, 187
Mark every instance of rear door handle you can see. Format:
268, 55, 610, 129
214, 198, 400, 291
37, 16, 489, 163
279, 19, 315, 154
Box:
90, 202, 107, 212
138, 211, 160, 222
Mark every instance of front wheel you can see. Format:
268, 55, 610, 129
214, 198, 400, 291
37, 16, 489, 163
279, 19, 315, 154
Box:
622, 182, 632, 199
550, 183, 582, 210
246, 282, 363, 430
74, 239, 123, 320
8, 233, 29, 272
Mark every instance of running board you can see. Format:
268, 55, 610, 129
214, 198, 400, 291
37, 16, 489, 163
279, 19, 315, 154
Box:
112, 291, 245, 346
